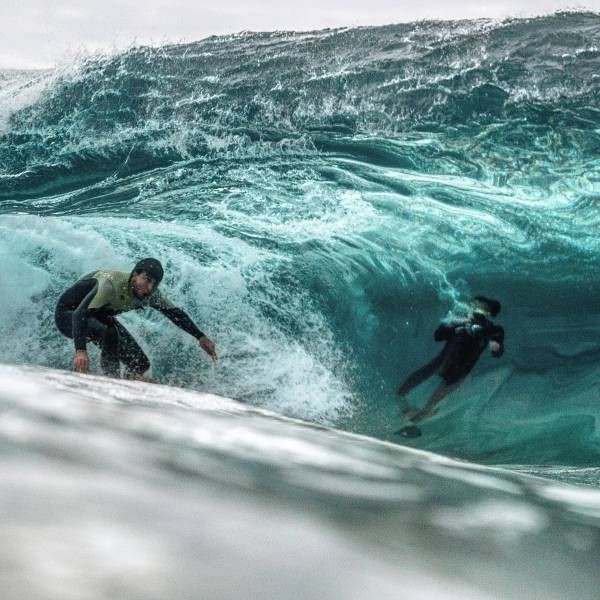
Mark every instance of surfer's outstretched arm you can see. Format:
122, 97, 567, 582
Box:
154, 304, 218, 362
157, 306, 205, 338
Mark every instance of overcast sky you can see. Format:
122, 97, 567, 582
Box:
1, 0, 598, 69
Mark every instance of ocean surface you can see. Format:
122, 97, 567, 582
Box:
1, 12, 599, 598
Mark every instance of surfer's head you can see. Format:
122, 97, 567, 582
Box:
471, 296, 501, 318
130, 258, 164, 298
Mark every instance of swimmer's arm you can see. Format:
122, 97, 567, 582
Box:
434, 321, 464, 341
488, 325, 505, 357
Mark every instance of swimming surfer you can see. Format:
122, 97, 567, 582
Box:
54, 258, 217, 381
396, 296, 504, 434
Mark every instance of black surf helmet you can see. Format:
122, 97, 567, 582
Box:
132, 258, 164, 285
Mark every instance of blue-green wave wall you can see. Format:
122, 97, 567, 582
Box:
0, 12, 599, 464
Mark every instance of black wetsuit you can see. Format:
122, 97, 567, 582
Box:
55, 270, 205, 377
398, 313, 504, 394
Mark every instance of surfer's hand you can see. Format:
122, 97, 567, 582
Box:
489, 341, 501, 353
73, 350, 89, 374
199, 336, 218, 362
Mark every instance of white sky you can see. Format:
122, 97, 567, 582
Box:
0, 0, 598, 69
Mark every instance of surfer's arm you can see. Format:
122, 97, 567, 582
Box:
71, 279, 100, 351
150, 292, 216, 360
149, 290, 206, 339
156, 306, 206, 340
71, 278, 115, 351
158, 306, 218, 361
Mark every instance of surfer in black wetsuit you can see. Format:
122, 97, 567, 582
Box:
55, 258, 217, 381
397, 296, 504, 427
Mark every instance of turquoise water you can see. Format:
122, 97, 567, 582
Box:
0, 13, 599, 466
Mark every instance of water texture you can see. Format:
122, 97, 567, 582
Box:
0, 12, 599, 465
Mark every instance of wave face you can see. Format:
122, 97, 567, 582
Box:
0, 12, 599, 465
2, 364, 600, 600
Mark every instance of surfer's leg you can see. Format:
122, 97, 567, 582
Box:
98, 322, 120, 377
113, 321, 151, 377
81, 317, 120, 377
411, 378, 464, 424
398, 355, 443, 411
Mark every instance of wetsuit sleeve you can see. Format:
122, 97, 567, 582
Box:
71, 279, 99, 351
72, 278, 116, 350
434, 322, 462, 342
488, 325, 505, 358
149, 291, 205, 339
156, 307, 206, 340
148, 289, 176, 310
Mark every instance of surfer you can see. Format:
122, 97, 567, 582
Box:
397, 296, 504, 432
54, 258, 217, 380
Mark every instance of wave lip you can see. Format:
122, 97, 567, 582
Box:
1, 13, 599, 179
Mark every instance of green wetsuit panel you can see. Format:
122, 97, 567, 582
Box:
85, 270, 175, 313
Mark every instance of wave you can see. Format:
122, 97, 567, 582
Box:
0, 12, 599, 465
